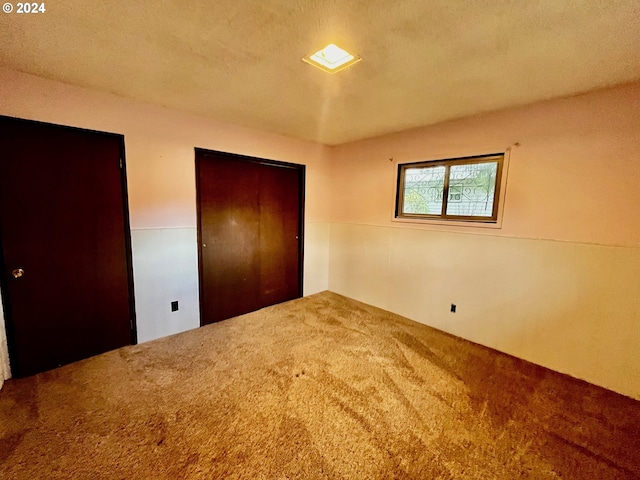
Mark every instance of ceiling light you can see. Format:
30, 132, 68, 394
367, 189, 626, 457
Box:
302, 44, 362, 74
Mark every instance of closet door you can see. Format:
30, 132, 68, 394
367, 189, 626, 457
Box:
196, 149, 304, 325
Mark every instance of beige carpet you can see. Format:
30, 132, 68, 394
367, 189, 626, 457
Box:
1, 291, 639, 479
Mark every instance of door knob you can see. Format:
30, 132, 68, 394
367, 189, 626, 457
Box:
12, 268, 24, 279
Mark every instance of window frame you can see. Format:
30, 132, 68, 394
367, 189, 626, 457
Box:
395, 153, 505, 223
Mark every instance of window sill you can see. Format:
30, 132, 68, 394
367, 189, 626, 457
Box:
391, 216, 503, 229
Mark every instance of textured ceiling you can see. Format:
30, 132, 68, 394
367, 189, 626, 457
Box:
1, 1, 639, 145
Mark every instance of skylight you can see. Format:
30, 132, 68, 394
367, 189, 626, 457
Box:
302, 44, 362, 74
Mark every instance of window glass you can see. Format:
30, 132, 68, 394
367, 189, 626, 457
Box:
402, 166, 445, 215
445, 162, 498, 217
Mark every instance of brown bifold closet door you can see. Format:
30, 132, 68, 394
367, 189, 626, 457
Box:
0, 116, 136, 378
195, 149, 304, 325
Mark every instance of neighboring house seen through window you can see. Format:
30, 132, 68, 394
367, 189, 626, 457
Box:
395, 153, 504, 222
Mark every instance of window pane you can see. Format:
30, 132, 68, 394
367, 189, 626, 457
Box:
445, 162, 498, 217
402, 166, 445, 215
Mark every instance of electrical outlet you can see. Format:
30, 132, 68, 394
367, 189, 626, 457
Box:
171, 301, 179, 312
450, 304, 456, 313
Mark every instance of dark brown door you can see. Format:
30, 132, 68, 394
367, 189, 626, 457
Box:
0, 116, 136, 377
196, 149, 304, 325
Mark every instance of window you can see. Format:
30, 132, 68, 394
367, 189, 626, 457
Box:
395, 153, 504, 223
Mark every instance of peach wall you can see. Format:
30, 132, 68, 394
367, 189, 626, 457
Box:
328, 81, 640, 399
330, 81, 640, 248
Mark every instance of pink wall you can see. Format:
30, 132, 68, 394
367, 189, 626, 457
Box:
3, 66, 637, 244
0, 67, 332, 228
330, 80, 640, 248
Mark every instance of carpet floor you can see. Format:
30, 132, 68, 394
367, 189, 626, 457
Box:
0, 291, 639, 479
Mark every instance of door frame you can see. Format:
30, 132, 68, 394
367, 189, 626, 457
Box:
194, 148, 305, 327
0, 116, 138, 377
